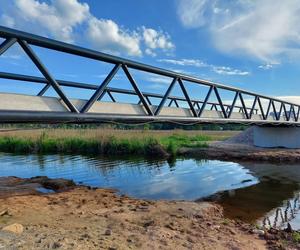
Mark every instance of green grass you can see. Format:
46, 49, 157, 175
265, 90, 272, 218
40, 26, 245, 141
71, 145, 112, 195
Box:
292, 232, 300, 243
160, 134, 209, 156
0, 129, 220, 157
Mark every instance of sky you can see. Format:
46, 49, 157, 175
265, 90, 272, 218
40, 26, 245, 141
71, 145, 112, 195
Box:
0, 0, 300, 105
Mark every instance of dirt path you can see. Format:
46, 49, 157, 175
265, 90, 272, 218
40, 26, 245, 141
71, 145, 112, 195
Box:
0, 177, 266, 250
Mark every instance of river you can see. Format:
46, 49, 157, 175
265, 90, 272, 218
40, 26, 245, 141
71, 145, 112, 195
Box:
1, 153, 300, 229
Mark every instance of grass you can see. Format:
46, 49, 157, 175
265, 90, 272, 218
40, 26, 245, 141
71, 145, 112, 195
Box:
292, 232, 300, 243
0, 128, 238, 157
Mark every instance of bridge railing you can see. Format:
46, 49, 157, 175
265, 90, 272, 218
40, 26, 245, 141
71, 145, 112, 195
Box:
0, 26, 299, 124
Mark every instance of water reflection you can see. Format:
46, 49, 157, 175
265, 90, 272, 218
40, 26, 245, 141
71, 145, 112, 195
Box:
0, 153, 256, 200
199, 162, 300, 228
2, 153, 300, 228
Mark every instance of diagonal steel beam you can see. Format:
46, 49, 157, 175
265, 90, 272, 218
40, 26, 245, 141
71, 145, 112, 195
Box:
265, 99, 272, 119
37, 83, 50, 96
238, 93, 249, 119
0, 38, 17, 56
198, 86, 213, 117
81, 64, 120, 113
174, 99, 179, 108
296, 107, 300, 122
18, 40, 79, 113
277, 103, 283, 120
154, 77, 177, 115
257, 97, 266, 120
282, 103, 289, 121
177, 78, 197, 117
122, 64, 153, 116
214, 87, 227, 118
145, 96, 152, 106
271, 101, 279, 120
227, 92, 239, 118
98, 90, 107, 101
290, 105, 296, 121
249, 96, 258, 119
107, 90, 116, 102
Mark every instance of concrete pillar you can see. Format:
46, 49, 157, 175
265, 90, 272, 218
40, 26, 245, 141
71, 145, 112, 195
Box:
253, 126, 300, 148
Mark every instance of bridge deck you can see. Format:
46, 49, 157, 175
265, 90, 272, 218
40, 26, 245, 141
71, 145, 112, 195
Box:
0, 93, 297, 125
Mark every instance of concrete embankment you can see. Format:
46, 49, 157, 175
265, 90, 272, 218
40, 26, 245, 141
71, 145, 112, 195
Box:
179, 127, 300, 163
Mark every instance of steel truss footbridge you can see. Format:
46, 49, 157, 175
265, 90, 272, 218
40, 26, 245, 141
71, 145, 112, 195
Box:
0, 26, 299, 125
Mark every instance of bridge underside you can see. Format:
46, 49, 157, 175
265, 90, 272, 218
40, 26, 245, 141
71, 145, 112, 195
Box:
0, 93, 298, 125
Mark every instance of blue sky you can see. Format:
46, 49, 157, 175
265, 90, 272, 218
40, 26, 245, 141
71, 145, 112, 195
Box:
0, 0, 300, 104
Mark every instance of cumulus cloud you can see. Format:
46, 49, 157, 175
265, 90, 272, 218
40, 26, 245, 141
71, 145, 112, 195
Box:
142, 27, 174, 56
177, 0, 300, 62
0, 0, 174, 57
2, 0, 90, 42
87, 17, 141, 56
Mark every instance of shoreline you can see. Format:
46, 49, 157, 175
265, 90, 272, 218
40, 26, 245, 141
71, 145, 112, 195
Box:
179, 142, 300, 163
0, 176, 266, 250
1, 177, 300, 249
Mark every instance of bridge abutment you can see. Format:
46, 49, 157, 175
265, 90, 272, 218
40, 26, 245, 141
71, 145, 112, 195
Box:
253, 126, 300, 148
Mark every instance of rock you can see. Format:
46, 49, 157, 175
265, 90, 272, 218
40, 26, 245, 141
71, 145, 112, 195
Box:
252, 229, 265, 236
50, 242, 61, 249
2, 223, 24, 234
143, 220, 154, 228
264, 232, 278, 241
104, 229, 112, 236
0, 210, 8, 216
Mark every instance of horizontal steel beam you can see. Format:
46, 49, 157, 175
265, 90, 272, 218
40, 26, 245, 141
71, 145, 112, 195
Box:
0, 25, 298, 108
0, 71, 257, 112
0, 110, 298, 126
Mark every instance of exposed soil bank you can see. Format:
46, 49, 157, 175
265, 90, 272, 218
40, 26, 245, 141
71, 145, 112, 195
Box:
179, 142, 300, 163
0, 177, 266, 250
0, 176, 76, 198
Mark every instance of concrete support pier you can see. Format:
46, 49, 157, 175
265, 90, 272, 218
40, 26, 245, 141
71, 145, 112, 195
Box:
253, 126, 300, 148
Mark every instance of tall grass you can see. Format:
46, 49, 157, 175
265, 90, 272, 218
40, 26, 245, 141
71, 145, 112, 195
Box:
0, 129, 236, 157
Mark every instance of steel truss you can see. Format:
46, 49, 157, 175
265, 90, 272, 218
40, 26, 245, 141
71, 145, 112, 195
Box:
0, 26, 299, 125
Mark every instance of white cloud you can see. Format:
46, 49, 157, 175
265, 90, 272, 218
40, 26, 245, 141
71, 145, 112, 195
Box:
147, 76, 173, 84
177, 0, 300, 62
158, 58, 207, 67
6, 0, 90, 42
258, 64, 273, 70
86, 17, 141, 56
177, 0, 210, 28
159, 58, 249, 76
0, 0, 174, 57
142, 27, 174, 56
258, 63, 280, 70
212, 66, 250, 76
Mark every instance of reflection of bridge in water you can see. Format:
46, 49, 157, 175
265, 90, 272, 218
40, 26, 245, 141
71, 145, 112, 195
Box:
263, 194, 300, 229
197, 162, 300, 228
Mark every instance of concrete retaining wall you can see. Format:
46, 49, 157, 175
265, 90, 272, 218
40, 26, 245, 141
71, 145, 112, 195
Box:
253, 126, 300, 148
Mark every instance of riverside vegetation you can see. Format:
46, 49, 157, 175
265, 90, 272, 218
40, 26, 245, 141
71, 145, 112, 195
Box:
0, 128, 237, 157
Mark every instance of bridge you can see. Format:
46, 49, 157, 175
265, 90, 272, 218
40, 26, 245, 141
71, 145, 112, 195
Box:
0, 26, 300, 147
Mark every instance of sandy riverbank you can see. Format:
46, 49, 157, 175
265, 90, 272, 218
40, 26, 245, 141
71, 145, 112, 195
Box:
0, 176, 266, 250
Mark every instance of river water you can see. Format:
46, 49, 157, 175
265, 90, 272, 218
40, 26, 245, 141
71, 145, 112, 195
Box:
1, 153, 300, 229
